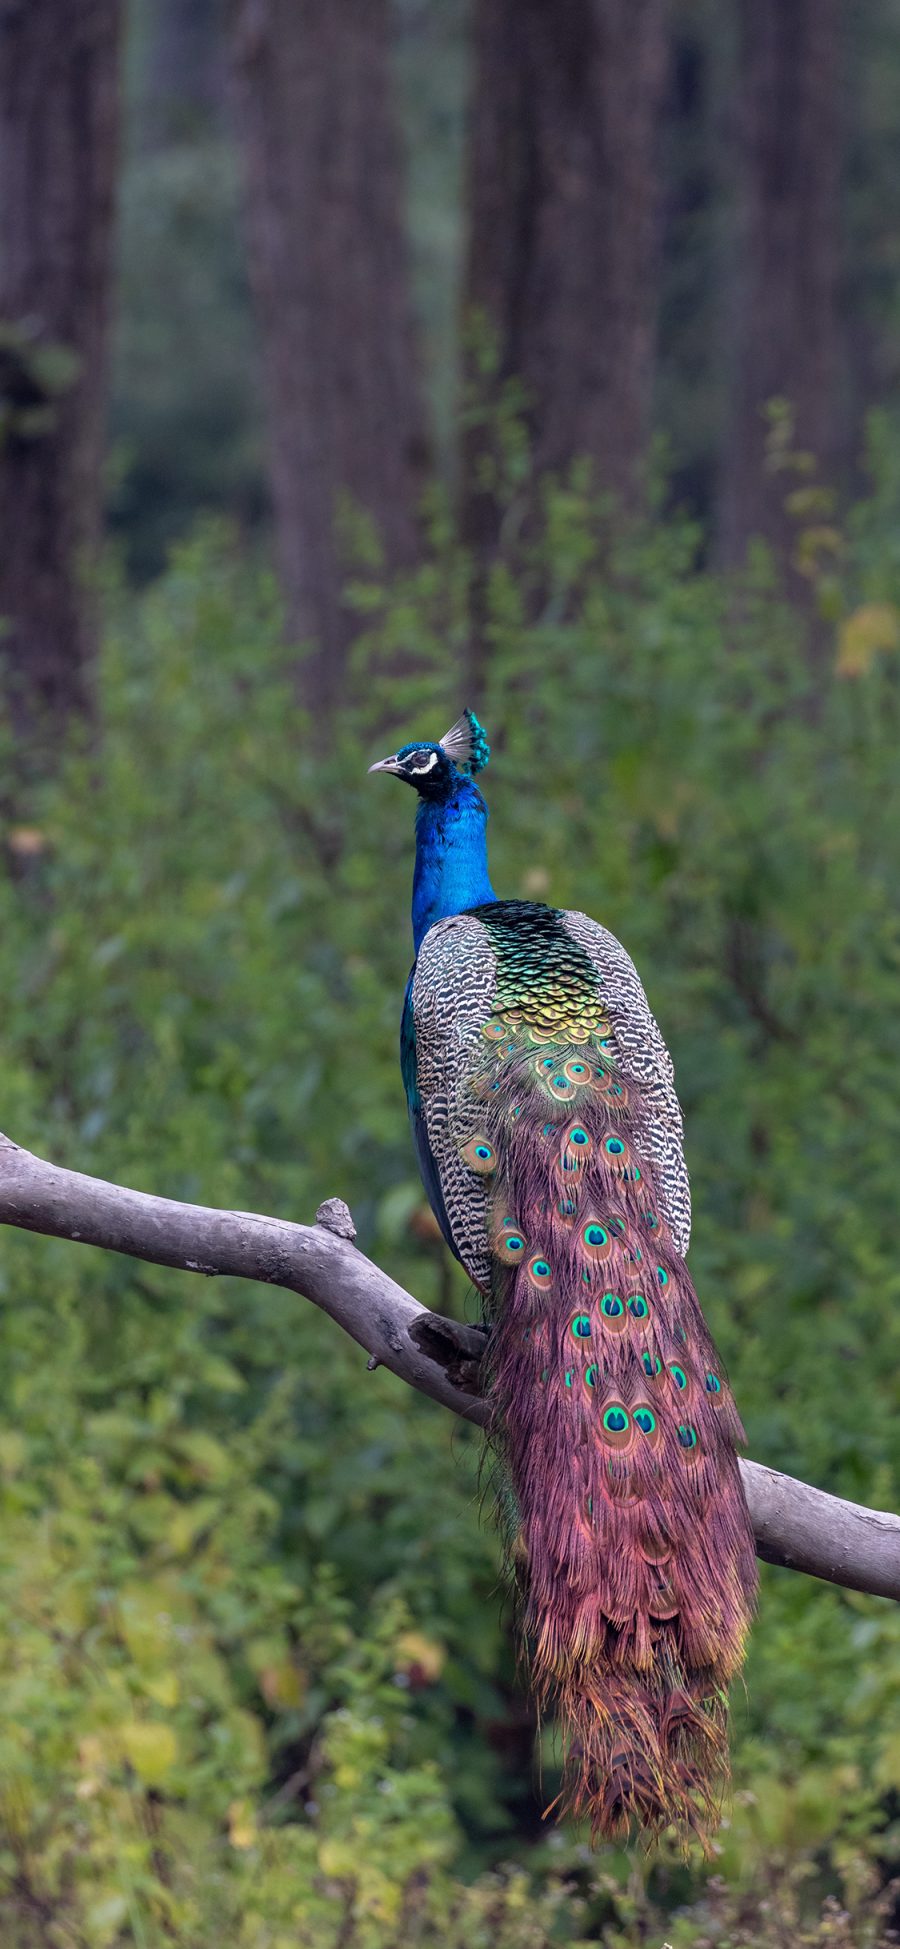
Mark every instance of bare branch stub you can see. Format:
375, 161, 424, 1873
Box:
315, 1197, 357, 1240
0, 1129, 898, 1601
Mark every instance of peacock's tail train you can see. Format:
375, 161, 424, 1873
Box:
468, 1012, 757, 1845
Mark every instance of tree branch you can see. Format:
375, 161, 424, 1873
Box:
1, 1130, 898, 1601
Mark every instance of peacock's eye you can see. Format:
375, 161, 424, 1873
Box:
668, 1363, 687, 1391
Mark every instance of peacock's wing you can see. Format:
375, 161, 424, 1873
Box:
408, 914, 498, 1290
401, 968, 457, 1258
560, 909, 691, 1256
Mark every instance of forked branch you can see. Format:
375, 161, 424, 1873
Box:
0, 1131, 898, 1601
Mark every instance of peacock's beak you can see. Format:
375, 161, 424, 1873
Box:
367, 754, 403, 776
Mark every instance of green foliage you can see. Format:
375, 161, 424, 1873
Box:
3, 467, 900, 1941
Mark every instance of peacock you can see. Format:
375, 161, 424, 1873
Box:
370, 709, 757, 1845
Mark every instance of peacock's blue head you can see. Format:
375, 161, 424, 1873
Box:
368, 709, 490, 803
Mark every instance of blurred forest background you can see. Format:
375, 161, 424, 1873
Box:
2, 0, 900, 1944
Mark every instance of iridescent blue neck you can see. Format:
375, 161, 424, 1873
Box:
411, 776, 497, 953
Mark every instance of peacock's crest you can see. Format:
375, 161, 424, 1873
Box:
438, 708, 491, 775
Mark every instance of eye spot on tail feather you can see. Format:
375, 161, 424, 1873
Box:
564, 1058, 590, 1082
460, 1136, 496, 1173
494, 1224, 526, 1263
582, 1221, 612, 1261
526, 1256, 552, 1291
600, 1404, 632, 1450
561, 1123, 592, 1173
599, 1292, 627, 1334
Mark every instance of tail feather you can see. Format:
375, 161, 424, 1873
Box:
471, 1029, 757, 1845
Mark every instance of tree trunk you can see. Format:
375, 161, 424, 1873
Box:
462, 0, 668, 554
229, 0, 428, 717
719, 0, 842, 569
0, 0, 121, 734
655, 0, 732, 526
142, 0, 225, 149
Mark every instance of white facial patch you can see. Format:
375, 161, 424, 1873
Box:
409, 750, 439, 774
